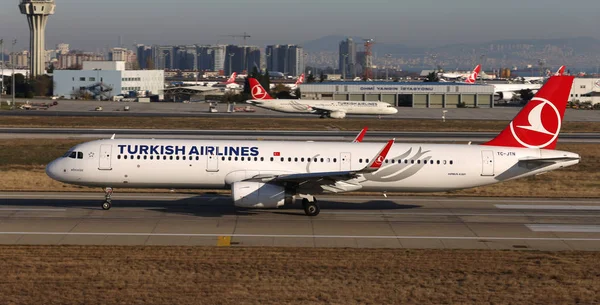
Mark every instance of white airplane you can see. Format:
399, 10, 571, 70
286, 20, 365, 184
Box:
440, 65, 481, 83
246, 78, 398, 118
211, 72, 241, 89
495, 66, 566, 101
520, 66, 566, 83
287, 73, 305, 90
45, 76, 579, 216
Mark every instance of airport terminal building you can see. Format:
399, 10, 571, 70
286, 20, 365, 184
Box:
299, 82, 495, 108
54, 61, 164, 100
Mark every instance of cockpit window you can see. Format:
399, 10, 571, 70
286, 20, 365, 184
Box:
77, 152, 84, 159
68, 152, 77, 159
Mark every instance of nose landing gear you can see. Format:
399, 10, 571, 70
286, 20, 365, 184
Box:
102, 187, 113, 210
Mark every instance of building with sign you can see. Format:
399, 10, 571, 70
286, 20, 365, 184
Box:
299, 82, 496, 108
569, 78, 600, 105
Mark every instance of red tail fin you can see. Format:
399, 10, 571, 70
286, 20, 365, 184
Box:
483, 76, 574, 149
226, 72, 237, 84
464, 65, 481, 84
248, 78, 274, 100
555, 65, 565, 76
295, 73, 305, 85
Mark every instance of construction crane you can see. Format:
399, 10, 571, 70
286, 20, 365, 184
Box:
222, 32, 251, 45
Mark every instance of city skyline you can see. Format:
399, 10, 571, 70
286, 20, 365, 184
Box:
1, 0, 599, 51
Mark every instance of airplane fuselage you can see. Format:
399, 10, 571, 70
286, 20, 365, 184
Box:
247, 99, 398, 115
46, 139, 579, 193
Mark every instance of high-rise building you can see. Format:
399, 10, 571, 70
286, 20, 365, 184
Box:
10, 51, 29, 68
136, 45, 153, 69
266, 44, 304, 77
339, 38, 357, 79
19, 0, 56, 76
109, 48, 137, 69
56, 51, 104, 70
224, 45, 261, 75
152, 46, 174, 70
56, 43, 69, 55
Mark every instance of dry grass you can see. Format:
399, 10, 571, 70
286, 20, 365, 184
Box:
1, 140, 598, 197
0, 246, 598, 305
2, 115, 600, 132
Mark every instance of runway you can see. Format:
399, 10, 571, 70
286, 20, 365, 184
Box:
1, 192, 599, 251
1, 128, 599, 143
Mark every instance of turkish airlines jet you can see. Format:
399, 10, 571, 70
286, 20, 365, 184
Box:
45, 76, 579, 216
287, 73, 305, 90
440, 65, 481, 83
246, 78, 398, 118
496, 66, 566, 101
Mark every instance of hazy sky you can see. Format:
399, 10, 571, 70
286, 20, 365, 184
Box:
1, 0, 599, 51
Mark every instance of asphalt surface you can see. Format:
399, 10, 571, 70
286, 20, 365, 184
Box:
1, 192, 599, 250
1, 128, 598, 143
2, 99, 600, 121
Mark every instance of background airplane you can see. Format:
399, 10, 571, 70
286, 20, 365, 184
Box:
246, 78, 397, 118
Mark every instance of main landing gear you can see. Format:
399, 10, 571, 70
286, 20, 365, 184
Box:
102, 187, 113, 210
301, 197, 320, 217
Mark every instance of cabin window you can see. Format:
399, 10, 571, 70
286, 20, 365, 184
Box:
450, 160, 454, 165
117, 155, 121, 159
182, 156, 186, 160
169, 156, 173, 160
270, 157, 273, 162
430, 160, 434, 164
333, 158, 337, 163
196, 156, 199, 161
143, 156, 147, 160
254, 157, 258, 161
326, 158, 330, 163
235, 157, 238, 161
137, 155, 141, 160
260, 157, 264, 162
365, 159, 369, 163
320, 158, 324, 163
359, 158, 363, 163
411, 160, 415, 164
391, 159, 395, 164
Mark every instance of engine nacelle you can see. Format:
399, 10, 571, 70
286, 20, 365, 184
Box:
494, 91, 515, 101
231, 182, 293, 208
329, 111, 346, 119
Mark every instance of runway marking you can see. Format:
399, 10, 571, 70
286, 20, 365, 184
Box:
496, 204, 600, 210
527, 224, 600, 233
0, 208, 67, 211
217, 236, 231, 247
322, 211, 600, 217
0, 232, 599, 241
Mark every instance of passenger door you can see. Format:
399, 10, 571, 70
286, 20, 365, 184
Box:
99, 144, 112, 170
481, 150, 494, 176
340, 152, 351, 171
206, 155, 219, 172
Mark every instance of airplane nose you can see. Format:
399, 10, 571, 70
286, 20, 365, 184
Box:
45, 159, 63, 181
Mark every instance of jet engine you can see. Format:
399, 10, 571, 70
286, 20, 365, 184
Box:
494, 91, 516, 102
329, 111, 346, 119
231, 182, 294, 208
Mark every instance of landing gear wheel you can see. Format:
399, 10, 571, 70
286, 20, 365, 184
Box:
302, 198, 309, 209
303, 201, 320, 217
102, 201, 112, 210
102, 187, 113, 210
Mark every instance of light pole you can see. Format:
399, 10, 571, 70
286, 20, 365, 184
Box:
11, 39, 16, 110
228, 53, 235, 75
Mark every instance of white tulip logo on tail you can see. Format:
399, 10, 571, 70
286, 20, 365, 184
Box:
251, 85, 268, 100
509, 97, 561, 148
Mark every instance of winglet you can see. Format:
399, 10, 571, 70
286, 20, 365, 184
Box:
353, 127, 368, 143
110, 134, 116, 140
362, 139, 395, 172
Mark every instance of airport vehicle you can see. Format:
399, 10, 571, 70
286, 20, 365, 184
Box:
45, 76, 579, 216
245, 78, 398, 118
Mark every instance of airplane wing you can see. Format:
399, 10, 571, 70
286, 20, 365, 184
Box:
243, 139, 394, 188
